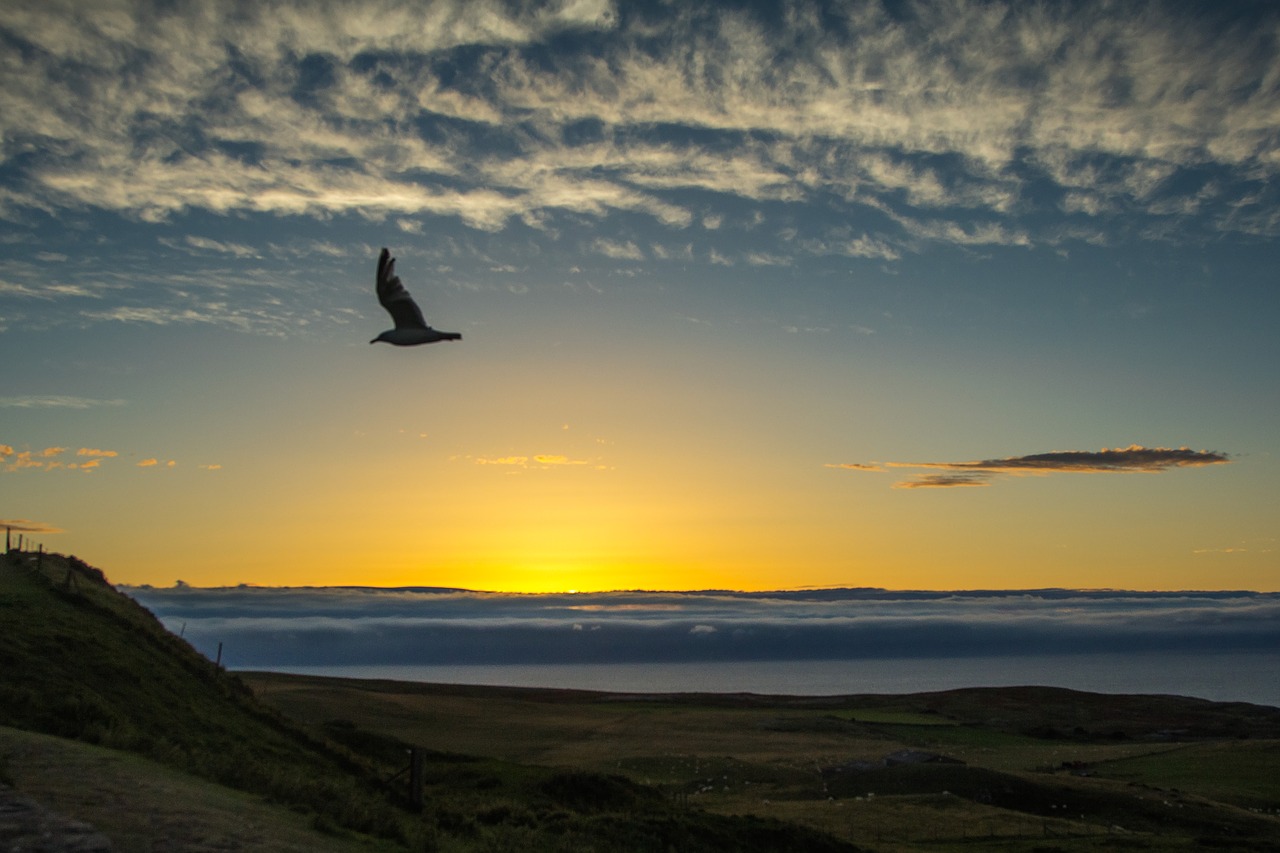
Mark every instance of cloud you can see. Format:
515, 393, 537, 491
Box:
2, 441, 189, 473
80, 306, 233, 328
0, 396, 125, 409
474, 455, 529, 466
533, 454, 589, 466
909, 446, 1231, 474
0, 518, 63, 534
0, 443, 119, 472
895, 473, 993, 490
2, 448, 43, 471
590, 239, 644, 260
163, 236, 262, 258
472, 453, 595, 469
121, 585, 1280, 672
834, 445, 1230, 489
824, 462, 882, 472
0, 278, 104, 300
1, 0, 1276, 255
744, 252, 790, 267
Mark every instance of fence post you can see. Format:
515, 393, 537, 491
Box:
408, 747, 424, 809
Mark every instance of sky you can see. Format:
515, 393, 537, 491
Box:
2, 0, 1278, 593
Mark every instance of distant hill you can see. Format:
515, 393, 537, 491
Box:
0, 549, 860, 852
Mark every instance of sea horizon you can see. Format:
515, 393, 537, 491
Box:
256, 649, 1280, 709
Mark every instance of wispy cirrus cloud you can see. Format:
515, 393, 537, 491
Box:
0, 395, 125, 409
1, 0, 1276, 252
161, 236, 262, 259
590, 239, 645, 261
832, 445, 1230, 489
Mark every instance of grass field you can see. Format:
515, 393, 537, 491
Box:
244, 672, 1280, 851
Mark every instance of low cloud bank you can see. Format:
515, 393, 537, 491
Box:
124, 586, 1280, 670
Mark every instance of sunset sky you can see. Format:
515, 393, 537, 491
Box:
2, 0, 1277, 592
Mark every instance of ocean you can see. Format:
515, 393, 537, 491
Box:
262, 650, 1280, 708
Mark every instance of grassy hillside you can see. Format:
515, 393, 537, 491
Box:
0, 549, 858, 852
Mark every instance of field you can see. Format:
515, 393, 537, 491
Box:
244, 672, 1280, 851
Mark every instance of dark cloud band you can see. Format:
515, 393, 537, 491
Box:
832, 445, 1229, 489
917, 446, 1230, 474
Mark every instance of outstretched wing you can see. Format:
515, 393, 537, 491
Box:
376, 247, 428, 330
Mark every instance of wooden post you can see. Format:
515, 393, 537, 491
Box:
408, 747, 424, 809
215, 642, 223, 669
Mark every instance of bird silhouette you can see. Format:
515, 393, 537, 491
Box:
370, 247, 462, 346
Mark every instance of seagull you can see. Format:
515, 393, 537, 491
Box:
370, 247, 462, 346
